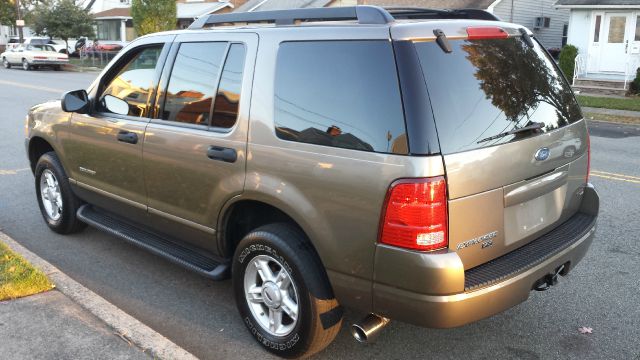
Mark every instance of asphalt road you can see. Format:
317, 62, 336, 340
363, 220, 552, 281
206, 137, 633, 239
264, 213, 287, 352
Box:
1, 68, 639, 360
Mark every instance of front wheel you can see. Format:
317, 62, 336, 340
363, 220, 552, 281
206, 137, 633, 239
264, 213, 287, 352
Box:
22, 59, 31, 71
2, 57, 10, 69
233, 223, 342, 358
35, 152, 86, 234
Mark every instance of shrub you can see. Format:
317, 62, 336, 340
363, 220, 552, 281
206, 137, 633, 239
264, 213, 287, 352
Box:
628, 68, 640, 95
559, 45, 579, 81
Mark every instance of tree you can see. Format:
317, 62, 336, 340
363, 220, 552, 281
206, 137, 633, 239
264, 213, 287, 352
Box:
0, 0, 17, 27
30, 0, 94, 53
131, 0, 175, 36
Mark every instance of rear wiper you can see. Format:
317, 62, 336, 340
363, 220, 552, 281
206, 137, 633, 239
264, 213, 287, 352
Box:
477, 122, 545, 144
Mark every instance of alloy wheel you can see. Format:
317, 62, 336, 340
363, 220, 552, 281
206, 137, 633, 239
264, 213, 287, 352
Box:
244, 254, 300, 337
39, 169, 63, 221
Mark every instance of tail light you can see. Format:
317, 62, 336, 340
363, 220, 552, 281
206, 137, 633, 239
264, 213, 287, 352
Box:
586, 131, 591, 183
466, 26, 509, 40
379, 177, 448, 252
33, 56, 47, 60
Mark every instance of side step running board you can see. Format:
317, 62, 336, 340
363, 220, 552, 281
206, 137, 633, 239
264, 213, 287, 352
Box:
77, 205, 229, 280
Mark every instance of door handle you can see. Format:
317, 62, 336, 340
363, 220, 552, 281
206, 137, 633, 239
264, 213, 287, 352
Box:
207, 146, 237, 163
117, 130, 138, 144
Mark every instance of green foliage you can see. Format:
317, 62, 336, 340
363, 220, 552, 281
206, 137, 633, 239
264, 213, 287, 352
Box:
577, 95, 640, 112
30, 0, 94, 50
559, 44, 579, 81
0, 241, 53, 301
0, 0, 17, 26
627, 67, 640, 95
131, 0, 176, 36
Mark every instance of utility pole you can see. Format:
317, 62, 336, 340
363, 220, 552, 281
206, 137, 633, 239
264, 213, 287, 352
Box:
15, 0, 24, 43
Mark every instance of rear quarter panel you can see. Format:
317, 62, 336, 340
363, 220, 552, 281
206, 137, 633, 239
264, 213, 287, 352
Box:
244, 27, 446, 310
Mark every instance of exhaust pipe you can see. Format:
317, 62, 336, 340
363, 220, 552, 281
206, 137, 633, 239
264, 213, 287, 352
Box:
533, 263, 567, 291
351, 314, 390, 343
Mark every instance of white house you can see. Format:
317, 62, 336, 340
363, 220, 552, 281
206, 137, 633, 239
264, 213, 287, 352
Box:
557, 0, 640, 92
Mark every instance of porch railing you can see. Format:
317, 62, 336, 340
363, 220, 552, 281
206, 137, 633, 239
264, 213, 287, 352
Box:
624, 56, 640, 89
573, 53, 586, 86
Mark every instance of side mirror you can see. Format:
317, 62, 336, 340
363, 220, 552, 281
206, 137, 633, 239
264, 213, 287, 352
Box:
101, 94, 129, 116
61, 89, 89, 113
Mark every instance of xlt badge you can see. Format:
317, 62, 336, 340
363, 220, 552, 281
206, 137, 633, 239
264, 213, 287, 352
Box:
457, 231, 498, 251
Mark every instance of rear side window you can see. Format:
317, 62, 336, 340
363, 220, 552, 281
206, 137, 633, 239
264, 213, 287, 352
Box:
162, 42, 227, 126
274, 41, 407, 154
415, 37, 582, 154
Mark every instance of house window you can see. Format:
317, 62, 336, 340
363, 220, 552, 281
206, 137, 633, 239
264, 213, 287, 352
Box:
635, 16, 640, 41
562, 24, 568, 47
96, 20, 121, 41
594, 15, 601, 42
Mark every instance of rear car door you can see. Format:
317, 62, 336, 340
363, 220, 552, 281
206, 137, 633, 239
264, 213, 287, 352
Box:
405, 27, 589, 270
63, 36, 173, 220
142, 32, 257, 253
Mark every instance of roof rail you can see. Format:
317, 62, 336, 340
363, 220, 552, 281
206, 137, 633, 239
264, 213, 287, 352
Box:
188, 5, 394, 29
384, 7, 500, 21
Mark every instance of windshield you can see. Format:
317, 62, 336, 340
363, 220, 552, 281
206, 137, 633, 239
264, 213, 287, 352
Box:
415, 36, 582, 154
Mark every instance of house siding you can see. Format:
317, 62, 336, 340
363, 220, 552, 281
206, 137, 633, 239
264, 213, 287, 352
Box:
567, 9, 591, 54
492, 0, 570, 48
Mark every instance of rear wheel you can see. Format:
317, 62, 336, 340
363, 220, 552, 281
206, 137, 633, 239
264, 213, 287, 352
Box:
35, 152, 86, 234
2, 57, 9, 69
22, 59, 30, 71
233, 223, 342, 358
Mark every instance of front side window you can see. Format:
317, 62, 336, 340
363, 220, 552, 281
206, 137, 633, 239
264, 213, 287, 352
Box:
274, 41, 407, 154
162, 42, 227, 125
99, 45, 163, 117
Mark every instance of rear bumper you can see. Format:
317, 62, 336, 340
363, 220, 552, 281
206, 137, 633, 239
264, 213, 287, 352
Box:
30, 60, 67, 65
371, 183, 599, 328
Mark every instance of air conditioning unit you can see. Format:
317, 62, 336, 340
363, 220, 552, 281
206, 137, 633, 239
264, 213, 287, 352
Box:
534, 17, 551, 29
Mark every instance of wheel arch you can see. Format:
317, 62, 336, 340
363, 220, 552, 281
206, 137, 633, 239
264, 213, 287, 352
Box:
218, 197, 331, 278
28, 136, 56, 173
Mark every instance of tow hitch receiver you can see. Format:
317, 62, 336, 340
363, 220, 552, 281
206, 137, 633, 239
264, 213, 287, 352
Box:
533, 263, 567, 291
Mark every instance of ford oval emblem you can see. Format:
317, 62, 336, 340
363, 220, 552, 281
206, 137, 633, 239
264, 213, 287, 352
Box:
535, 147, 550, 161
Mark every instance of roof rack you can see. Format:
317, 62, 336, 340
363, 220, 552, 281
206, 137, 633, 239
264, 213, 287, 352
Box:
384, 7, 500, 21
188, 5, 394, 29
188, 5, 498, 30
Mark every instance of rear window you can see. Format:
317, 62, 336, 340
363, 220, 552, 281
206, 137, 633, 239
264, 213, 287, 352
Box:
274, 41, 407, 154
415, 37, 582, 154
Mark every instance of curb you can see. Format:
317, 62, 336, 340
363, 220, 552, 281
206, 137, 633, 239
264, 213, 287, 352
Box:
0, 231, 199, 360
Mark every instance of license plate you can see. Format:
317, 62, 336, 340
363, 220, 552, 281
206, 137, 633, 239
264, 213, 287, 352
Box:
503, 185, 567, 246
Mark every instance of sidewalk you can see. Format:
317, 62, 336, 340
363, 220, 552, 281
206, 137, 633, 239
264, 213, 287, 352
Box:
0, 231, 198, 360
582, 106, 640, 118
0, 291, 148, 360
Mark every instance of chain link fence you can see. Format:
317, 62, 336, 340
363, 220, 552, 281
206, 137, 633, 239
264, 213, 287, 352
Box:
75, 48, 121, 68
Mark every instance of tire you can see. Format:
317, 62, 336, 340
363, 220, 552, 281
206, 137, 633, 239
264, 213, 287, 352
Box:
22, 58, 30, 71
54, 65, 62, 71
233, 223, 342, 359
35, 152, 86, 234
2, 57, 9, 69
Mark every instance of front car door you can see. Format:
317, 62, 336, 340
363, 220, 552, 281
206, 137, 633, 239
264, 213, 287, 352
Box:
62, 35, 173, 220
142, 32, 257, 253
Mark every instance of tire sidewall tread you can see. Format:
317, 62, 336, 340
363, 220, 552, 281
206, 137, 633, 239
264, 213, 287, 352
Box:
233, 223, 341, 359
34, 152, 85, 234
